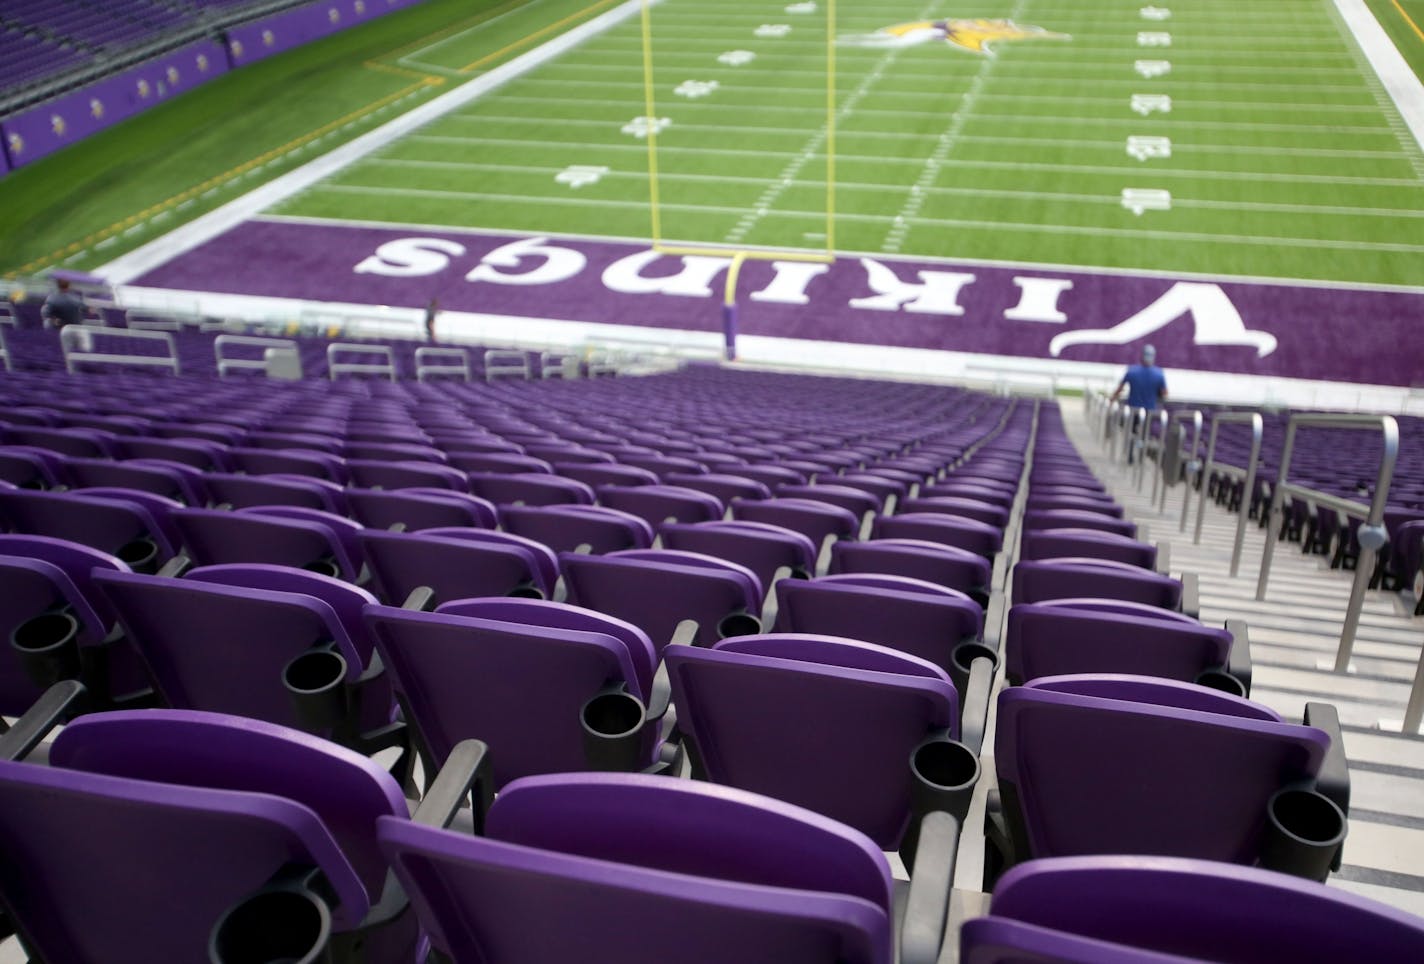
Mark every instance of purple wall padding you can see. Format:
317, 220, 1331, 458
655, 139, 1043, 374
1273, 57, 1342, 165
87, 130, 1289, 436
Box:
227, 0, 426, 68
2, 40, 228, 170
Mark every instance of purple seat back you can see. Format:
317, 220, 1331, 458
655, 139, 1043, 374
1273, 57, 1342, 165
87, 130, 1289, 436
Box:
66, 457, 203, 505
731, 498, 859, 548
0, 760, 368, 964
502, 504, 654, 555
359, 529, 547, 606
378, 772, 894, 964
995, 676, 1329, 863
1006, 602, 1232, 685
660, 520, 817, 588
776, 484, 880, 517
348, 459, 467, 491
226, 446, 349, 482
968, 855, 1424, 963
666, 635, 958, 846
172, 507, 354, 578
468, 472, 596, 506
1024, 510, 1136, 538
560, 550, 762, 650
347, 486, 498, 531
1026, 495, 1125, 518
829, 539, 991, 597
775, 575, 982, 667
597, 484, 726, 525
553, 462, 661, 489
898, 496, 1009, 529
872, 512, 1002, 558
920, 482, 1014, 508
363, 606, 648, 784
203, 472, 342, 513
448, 452, 554, 475
1013, 558, 1182, 609
93, 569, 366, 729
51, 708, 407, 901
0, 488, 175, 566
1020, 529, 1156, 569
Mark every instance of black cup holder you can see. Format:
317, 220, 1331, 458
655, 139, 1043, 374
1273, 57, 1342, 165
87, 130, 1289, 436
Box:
118, 536, 159, 574
717, 610, 762, 640
11, 610, 81, 687
1194, 668, 1247, 698
949, 642, 998, 699
209, 887, 331, 964
580, 690, 646, 772
506, 582, 545, 599
1262, 787, 1347, 881
282, 650, 349, 733
300, 557, 341, 580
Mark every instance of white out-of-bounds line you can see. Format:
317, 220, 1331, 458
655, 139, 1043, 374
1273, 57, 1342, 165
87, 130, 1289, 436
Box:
98, 0, 655, 285
1332, 0, 1424, 157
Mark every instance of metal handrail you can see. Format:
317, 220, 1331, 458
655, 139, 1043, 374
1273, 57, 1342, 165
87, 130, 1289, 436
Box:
327, 343, 395, 381
540, 351, 580, 379
484, 349, 531, 381
1157, 409, 1203, 529
1135, 409, 1166, 491
215, 335, 300, 377
1402, 641, 1424, 735
60, 325, 179, 375
1193, 412, 1263, 578
415, 347, 470, 382
0, 327, 9, 372
1255, 414, 1399, 672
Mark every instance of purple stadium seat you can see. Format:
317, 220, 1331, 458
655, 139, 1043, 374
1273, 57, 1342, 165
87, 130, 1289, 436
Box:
898, 497, 1010, 529
829, 539, 992, 606
1012, 558, 1187, 612
0, 488, 177, 572
659, 519, 817, 590
346, 487, 498, 532
987, 675, 1349, 884
359, 528, 557, 605
872, 512, 1002, 560
501, 504, 654, 555
1023, 509, 1136, 538
597, 484, 725, 526
171, 506, 359, 580
1019, 529, 1158, 570
467, 472, 596, 507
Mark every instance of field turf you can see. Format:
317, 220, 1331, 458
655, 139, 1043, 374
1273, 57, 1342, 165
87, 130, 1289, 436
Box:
4, 0, 1423, 288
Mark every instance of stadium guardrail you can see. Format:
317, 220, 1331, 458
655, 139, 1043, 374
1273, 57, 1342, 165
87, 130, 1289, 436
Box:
1193, 412, 1264, 578
60, 324, 179, 375
1255, 414, 1399, 674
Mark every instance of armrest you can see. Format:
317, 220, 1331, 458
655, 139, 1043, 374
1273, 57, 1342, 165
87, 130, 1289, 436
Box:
156, 554, 192, 579
401, 586, 436, 612
1225, 618, 1253, 695
900, 812, 959, 964
981, 591, 1005, 654
960, 656, 994, 758
1179, 570, 1200, 620
411, 739, 493, 832
646, 656, 673, 722
1304, 702, 1350, 815
670, 618, 699, 648
1154, 540, 1171, 575
0, 680, 88, 762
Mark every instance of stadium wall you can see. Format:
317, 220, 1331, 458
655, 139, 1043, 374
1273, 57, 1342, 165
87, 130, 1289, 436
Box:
0, 0, 426, 172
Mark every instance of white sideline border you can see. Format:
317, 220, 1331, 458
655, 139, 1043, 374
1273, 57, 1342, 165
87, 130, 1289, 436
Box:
98, 0, 655, 284
1334, 0, 1424, 153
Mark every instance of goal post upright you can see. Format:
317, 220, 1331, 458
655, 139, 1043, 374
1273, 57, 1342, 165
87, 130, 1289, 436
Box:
640, 0, 838, 359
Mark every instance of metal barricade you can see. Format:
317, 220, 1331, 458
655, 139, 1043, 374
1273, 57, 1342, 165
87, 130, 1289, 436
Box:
415, 347, 471, 382
540, 351, 580, 379
1255, 414, 1399, 673
1134, 409, 1165, 490
1193, 412, 1263, 578
215, 335, 301, 378
484, 349, 531, 381
327, 343, 395, 381
1155, 409, 1202, 526
61, 324, 179, 375
0, 327, 9, 372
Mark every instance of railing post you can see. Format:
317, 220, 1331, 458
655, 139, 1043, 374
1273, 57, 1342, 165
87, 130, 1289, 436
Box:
1193, 413, 1261, 578
1177, 410, 1203, 530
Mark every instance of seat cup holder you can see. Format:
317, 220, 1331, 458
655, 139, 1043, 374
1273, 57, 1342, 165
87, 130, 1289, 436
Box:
506, 582, 545, 600
11, 610, 81, 687
301, 557, 342, 580
716, 610, 761, 640
118, 536, 159, 574
580, 690, 646, 771
949, 641, 998, 701
282, 650, 349, 733
910, 737, 981, 824
1261, 787, 1347, 882
1194, 668, 1247, 698
209, 886, 332, 964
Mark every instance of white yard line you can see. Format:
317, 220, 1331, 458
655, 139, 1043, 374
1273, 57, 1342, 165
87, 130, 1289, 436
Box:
313, 183, 1424, 252
98, 0, 654, 284
357, 157, 1424, 218
402, 132, 1424, 186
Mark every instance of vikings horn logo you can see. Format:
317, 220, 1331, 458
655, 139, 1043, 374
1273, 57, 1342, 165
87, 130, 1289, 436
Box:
846, 19, 1068, 54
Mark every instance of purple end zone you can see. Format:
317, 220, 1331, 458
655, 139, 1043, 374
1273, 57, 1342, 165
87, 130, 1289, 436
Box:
131, 219, 1424, 386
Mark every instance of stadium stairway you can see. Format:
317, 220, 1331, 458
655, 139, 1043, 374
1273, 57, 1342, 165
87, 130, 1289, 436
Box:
1063, 404, 1424, 919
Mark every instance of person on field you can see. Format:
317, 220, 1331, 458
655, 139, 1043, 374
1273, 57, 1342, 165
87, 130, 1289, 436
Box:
41, 278, 84, 329
1112, 344, 1167, 463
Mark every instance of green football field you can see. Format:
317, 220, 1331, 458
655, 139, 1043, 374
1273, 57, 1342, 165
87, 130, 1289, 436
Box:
3, 0, 1423, 287
271, 0, 1424, 286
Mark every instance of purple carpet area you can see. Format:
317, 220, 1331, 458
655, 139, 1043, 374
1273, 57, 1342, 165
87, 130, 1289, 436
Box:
130, 219, 1424, 386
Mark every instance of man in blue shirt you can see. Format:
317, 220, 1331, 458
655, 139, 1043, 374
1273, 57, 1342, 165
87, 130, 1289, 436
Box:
1113, 344, 1167, 411
1112, 345, 1166, 463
